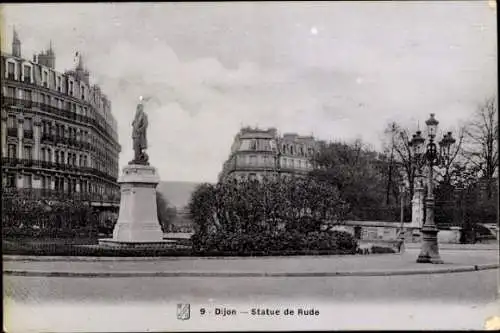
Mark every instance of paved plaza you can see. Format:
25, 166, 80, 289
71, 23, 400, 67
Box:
3, 248, 498, 276
3, 248, 499, 331
4, 249, 498, 302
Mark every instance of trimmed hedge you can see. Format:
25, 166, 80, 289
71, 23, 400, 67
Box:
2, 240, 192, 257
2, 231, 358, 257
192, 230, 358, 255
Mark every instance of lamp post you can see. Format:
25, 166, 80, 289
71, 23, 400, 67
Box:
409, 113, 456, 264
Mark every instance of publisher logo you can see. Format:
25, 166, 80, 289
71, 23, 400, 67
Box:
177, 304, 191, 321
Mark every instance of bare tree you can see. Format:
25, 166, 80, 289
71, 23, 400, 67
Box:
462, 96, 499, 197
435, 126, 466, 185
384, 122, 416, 199
384, 120, 465, 196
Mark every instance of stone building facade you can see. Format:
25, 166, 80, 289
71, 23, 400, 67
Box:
218, 126, 320, 182
1, 29, 121, 204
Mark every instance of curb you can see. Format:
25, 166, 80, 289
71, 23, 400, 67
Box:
2, 253, 400, 262
3, 263, 498, 278
405, 246, 499, 251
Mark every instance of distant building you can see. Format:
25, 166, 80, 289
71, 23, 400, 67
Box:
218, 126, 321, 182
1, 28, 121, 206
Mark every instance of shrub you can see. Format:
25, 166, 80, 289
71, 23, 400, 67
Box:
192, 230, 357, 255
189, 177, 349, 237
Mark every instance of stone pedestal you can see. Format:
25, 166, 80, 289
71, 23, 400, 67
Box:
99, 164, 167, 247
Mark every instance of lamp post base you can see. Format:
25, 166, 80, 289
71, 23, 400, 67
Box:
416, 227, 444, 264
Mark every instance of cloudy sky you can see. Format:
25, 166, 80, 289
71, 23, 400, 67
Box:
1, 2, 497, 182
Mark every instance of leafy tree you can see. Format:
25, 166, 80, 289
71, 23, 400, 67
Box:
188, 183, 218, 236
310, 139, 387, 219
188, 177, 354, 254
189, 177, 347, 236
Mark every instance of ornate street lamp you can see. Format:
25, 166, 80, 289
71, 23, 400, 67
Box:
409, 113, 456, 264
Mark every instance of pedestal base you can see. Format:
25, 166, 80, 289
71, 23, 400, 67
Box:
98, 239, 174, 249
416, 227, 444, 264
104, 164, 164, 243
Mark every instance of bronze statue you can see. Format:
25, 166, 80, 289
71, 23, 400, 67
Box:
130, 100, 149, 165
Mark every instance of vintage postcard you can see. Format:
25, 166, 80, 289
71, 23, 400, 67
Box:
1, 1, 499, 331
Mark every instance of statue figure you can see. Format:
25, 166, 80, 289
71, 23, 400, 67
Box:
130, 100, 149, 165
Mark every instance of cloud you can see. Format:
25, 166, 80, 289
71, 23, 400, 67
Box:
2, 2, 496, 182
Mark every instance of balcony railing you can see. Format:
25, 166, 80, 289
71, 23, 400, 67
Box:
2, 157, 18, 166
1, 187, 121, 204
3, 97, 118, 147
1, 157, 118, 183
41, 133, 55, 142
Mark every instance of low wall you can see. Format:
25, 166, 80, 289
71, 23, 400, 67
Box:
339, 221, 463, 244
437, 228, 461, 244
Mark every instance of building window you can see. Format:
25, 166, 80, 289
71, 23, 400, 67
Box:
69, 81, 73, 95
47, 148, 52, 162
6, 174, 16, 188
23, 146, 33, 160
24, 174, 32, 188
7, 86, 15, 98
42, 71, 48, 86
23, 65, 31, 82
8, 144, 17, 158
41, 148, 46, 161
24, 117, 32, 130
251, 140, 257, 150
7, 115, 16, 128
7, 62, 15, 78
50, 71, 56, 89
24, 89, 32, 101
